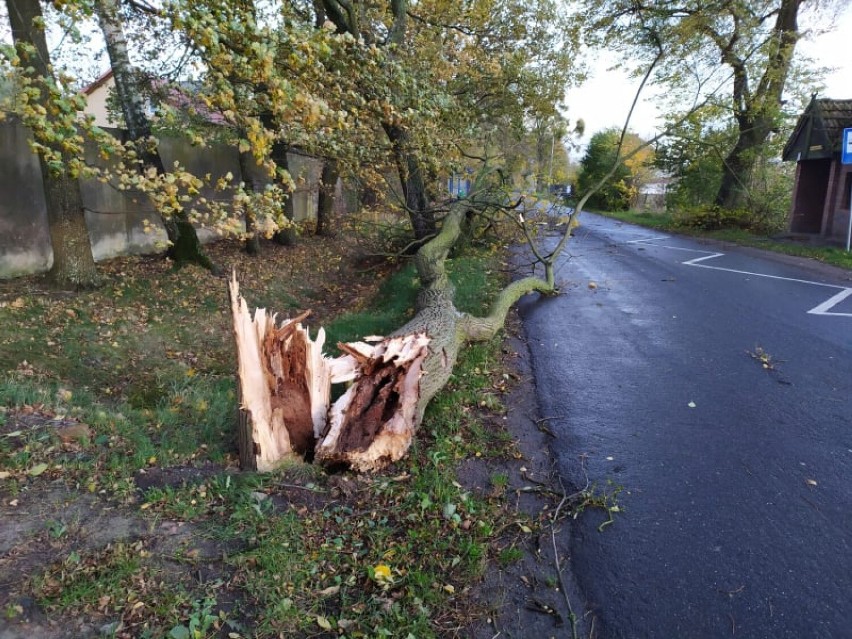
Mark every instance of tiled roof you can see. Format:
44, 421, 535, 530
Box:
82, 69, 114, 96
783, 96, 852, 161
813, 98, 852, 150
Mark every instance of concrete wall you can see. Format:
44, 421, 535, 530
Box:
0, 119, 322, 279
0, 121, 53, 277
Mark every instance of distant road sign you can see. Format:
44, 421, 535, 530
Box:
845, 129, 852, 251
843, 128, 852, 164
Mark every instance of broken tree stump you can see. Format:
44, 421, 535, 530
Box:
315, 333, 430, 472
229, 273, 333, 471
229, 272, 430, 472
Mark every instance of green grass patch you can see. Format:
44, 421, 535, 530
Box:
3, 239, 529, 637
323, 263, 420, 349
597, 209, 677, 232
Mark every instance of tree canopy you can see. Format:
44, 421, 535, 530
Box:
576, 128, 653, 211
1, 0, 580, 266
579, 0, 834, 212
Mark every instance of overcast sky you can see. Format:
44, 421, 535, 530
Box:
563, 6, 852, 154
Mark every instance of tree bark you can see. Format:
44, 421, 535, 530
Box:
316, 159, 338, 236
40, 159, 100, 288
272, 158, 297, 247
383, 122, 436, 242
95, 0, 214, 271
714, 0, 801, 210
254, 113, 297, 247
238, 144, 262, 255
6, 0, 99, 288
715, 124, 763, 211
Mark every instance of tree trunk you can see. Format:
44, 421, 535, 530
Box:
95, 0, 214, 271
243, 214, 262, 255
272, 157, 297, 248
715, 124, 763, 210
256, 114, 297, 247
40, 157, 100, 288
230, 197, 555, 472
272, 171, 296, 246
714, 0, 801, 211
238, 144, 262, 255
360, 181, 380, 208
6, 0, 99, 289
316, 159, 338, 236
383, 123, 436, 242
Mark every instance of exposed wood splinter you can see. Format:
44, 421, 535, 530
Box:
316, 333, 431, 472
230, 272, 430, 472
229, 271, 334, 471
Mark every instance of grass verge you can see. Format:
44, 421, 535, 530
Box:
0, 237, 532, 638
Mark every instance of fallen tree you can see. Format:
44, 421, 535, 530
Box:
227, 43, 715, 472
229, 188, 558, 472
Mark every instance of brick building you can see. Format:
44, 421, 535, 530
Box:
783, 96, 852, 239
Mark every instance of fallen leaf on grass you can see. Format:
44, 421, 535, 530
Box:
316, 615, 332, 630
372, 564, 393, 584
28, 463, 48, 476
57, 423, 92, 444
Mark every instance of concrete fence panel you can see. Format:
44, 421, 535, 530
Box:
0, 119, 323, 279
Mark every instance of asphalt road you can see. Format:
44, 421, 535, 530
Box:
517, 213, 852, 639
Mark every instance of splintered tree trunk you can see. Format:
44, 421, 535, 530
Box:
230, 198, 555, 472
314, 335, 430, 470
229, 278, 332, 470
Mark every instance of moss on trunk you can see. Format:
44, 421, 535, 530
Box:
165, 213, 215, 270
398, 199, 555, 422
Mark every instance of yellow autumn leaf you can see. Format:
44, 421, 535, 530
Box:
316, 615, 332, 630
373, 564, 392, 583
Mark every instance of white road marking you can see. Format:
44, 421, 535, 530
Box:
626, 236, 670, 244
807, 288, 852, 317
627, 235, 852, 317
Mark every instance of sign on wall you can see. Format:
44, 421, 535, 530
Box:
843, 129, 852, 251
843, 128, 852, 165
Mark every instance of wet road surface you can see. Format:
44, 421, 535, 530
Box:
518, 213, 852, 638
